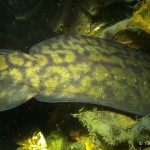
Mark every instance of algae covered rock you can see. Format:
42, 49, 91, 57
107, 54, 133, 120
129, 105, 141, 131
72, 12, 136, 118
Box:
73, 109, 150, 150
100, 0, 150, 51
128, 0, 150, 34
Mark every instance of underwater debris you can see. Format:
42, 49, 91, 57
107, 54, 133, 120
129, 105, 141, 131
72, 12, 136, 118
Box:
73, 109, 150, 150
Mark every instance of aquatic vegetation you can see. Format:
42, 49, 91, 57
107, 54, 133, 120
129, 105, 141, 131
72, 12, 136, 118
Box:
73, 109, 150, 150
17, 130, 66, 150
16, 129, 102, 150
16, 130, 47, 150
128, 0, 150, 34
46, 131, 65, 150
16, 109, 150, 150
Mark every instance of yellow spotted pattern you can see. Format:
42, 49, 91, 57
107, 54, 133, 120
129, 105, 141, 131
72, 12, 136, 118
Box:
0, 56, 8, 70
0, 35, 149, 115
8, 52, 24, 66
9, 68, 22, 82
33, 54, 48, 66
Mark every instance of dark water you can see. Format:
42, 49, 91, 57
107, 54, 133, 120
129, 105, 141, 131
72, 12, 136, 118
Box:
0, 0, 148, 149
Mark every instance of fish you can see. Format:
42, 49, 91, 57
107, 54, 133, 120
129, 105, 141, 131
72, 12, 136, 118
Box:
0, 35, 150, 115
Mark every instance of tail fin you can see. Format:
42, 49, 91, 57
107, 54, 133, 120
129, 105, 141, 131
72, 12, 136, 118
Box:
0, 50, 38, 111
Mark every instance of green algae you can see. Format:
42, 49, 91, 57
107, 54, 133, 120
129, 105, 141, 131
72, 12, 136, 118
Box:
73, 109, 150, 150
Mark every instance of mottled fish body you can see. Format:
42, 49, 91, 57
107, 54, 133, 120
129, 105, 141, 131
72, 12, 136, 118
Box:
0, 35, 150, 115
